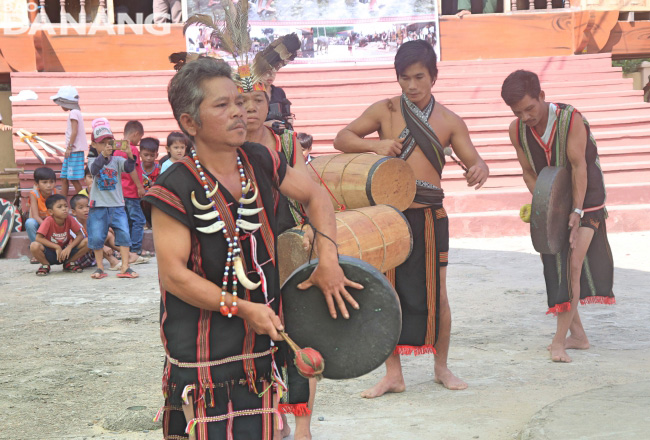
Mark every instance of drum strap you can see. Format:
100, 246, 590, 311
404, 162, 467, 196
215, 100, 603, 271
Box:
399, 94, 446, 176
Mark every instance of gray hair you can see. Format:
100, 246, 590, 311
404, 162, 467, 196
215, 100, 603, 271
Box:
167, 57, 233, 139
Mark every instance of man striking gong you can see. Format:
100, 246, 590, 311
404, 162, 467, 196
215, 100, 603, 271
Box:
144, 57, 362, 439
501, 70, 615, 363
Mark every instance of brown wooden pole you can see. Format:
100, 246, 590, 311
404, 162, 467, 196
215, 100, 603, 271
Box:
27, 0, 38, 23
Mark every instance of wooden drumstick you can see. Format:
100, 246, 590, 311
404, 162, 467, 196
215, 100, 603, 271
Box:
443, 147, 468, 172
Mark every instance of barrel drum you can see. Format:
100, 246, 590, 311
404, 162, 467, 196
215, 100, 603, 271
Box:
308, 153, 416, 212
278, 204, 413, 285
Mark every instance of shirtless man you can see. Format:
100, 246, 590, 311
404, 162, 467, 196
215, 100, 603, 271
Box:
334, 40, 489, 396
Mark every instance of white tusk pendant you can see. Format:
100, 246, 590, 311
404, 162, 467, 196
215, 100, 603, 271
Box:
236, 219, 262, 231
194, 210, 220, 221
239, 183, 258, 205
243, 179, 251, 194
233, 256, 261, 290
206, 182, 219, 198
237, 206, 263, 217
191, 191, 215, 210
196, 220, 225, 234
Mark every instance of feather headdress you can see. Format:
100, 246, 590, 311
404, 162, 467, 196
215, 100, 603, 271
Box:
173, 1, 300, 92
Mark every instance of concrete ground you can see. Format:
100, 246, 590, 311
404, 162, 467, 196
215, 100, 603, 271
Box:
0, 231, 648, 440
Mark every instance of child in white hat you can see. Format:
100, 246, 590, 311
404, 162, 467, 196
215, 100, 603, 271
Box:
51, 86, 89, 196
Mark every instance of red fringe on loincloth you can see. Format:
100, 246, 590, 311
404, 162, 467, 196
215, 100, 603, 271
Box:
278, 403, 311, 416
546, 296, 616, 316
393, 344, 436, 356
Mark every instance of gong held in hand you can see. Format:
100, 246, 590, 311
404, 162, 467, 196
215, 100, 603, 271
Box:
530, 166, 572, 255
281, 256, 402, 380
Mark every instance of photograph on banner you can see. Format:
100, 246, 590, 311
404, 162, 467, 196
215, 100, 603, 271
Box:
185, 20, 440, 63
186, 0, 438, 22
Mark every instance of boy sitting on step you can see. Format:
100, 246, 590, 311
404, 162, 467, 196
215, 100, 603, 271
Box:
29, 194, 89, 275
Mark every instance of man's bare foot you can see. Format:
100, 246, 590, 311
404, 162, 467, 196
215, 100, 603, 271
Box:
565, 335, 590, 350
549, 342, 572, 363
361, 375, 405, 398
294, 427, 312, 440
273, 414, 290, 440
547, 335, 590, 351
294, 414, 312, 440
434, 366, 468, 390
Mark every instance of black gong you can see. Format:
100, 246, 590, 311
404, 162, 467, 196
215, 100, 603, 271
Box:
281, 256, 402, 380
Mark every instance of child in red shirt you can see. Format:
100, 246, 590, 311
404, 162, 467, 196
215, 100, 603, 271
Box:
29, 194, 90, 275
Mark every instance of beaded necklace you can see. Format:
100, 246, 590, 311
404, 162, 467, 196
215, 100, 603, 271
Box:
191, 149, 248, 318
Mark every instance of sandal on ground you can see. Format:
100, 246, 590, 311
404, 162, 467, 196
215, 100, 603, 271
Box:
91, 268, 108, 279
30, 257, 39, 264
64, 261, 84, 273
131, 256, 149, 265
36, 265, 50, 276
117, 268, 139, 279
107, 263, 121, 271
140, 250, 155, 258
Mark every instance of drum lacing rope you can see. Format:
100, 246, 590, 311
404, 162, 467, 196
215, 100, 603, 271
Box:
308, 161, 346, 211
288, 203, 339, 264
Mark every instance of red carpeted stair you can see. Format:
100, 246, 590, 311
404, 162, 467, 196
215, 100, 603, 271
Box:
10, 53, 650, 236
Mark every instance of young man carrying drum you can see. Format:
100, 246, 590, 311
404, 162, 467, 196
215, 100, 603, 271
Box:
334, 40, 489, 396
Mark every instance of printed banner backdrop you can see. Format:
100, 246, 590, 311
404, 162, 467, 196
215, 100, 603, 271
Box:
184, 0, 440, 63
0, 0, 29, 25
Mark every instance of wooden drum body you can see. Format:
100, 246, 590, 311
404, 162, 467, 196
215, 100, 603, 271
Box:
308, 153, 416, 211
278, 204, 413, 285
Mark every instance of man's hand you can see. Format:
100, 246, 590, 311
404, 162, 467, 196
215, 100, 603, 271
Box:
59, 246, 72, 262
137, 186, 146, 198
65, 147, 72, 159
297, 261, 363, 319
568, 212, 580, 249
465, 163, 488, 189
239, 301, 284, 341
0, 123, 12, 132
374, 138, 404, 157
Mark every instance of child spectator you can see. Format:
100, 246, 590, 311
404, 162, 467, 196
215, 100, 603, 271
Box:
140, 137, 161, 233
87, 121, 139, 279
160, 131, 191, 174
51, 86, 88, 196
78, 166, 93, 197
26, 167, 57, 263
29, 194, 89, 275
113, 120, 147, 260
70, 194, 120, 270
140, 137, 161, 190
297, 132, 313, 163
